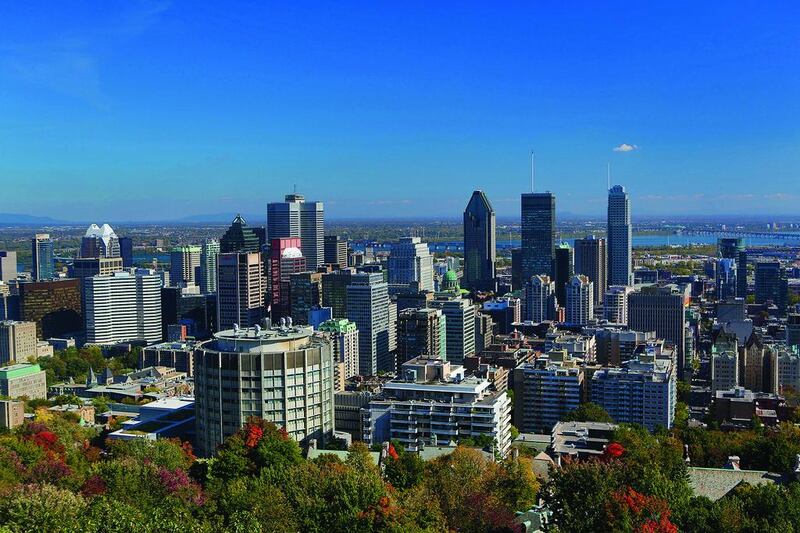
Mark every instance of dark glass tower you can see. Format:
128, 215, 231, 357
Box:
463, 190, 496, 291
607, 185, 632, 286
220, 214, 261, 254
520, 192, 556, 281
554, 242, 574, 307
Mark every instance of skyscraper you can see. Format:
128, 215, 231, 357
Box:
323, 235, 348, 268
520, 193, 556, 280
574, 235, 606, 305
346, 272, 390, 375
429, 294, 476, 365
565, 275, 593, 325
31, 234, 54, 281
220, 215, 261, 254
199, 240, 220, 294
553, 242, 574, 306
322, 268, 354, 319
0, 252, 18, 282
84, 270, 162, 344
396, 307, 446, 370
216, 252, 265, 331
387, 237, 434, 292
268, 238, 306, 319
603, 285, 632, 324
463, 190, 496, 291
755, 260, 789, 314
119, 237, 134, 268
607, 185, 632, 286
170, 245, 201, 286
718, 238, 748, 298
628, 284, 689, 378
267, 193, 324, 269
80, 224, 121, 259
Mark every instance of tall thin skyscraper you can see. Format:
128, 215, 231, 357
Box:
553, 242, 574, 306
267, 193, 324, 269
521, 193, 556, 280
119, 237, 134, 268
463, 190, 496, 291
31, 234, 54, 281
607, 185, 632, 286
200, 240, 220, 294
216, 252, 265, 331
574, 235, 607, 305
346, 272, 390, 376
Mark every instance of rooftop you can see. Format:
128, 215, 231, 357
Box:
0, 363, 42, 380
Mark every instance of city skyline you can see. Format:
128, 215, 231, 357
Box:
1, 2, 798, 220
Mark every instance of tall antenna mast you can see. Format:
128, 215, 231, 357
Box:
606, 162, 611, 190
530, 151, 535, 193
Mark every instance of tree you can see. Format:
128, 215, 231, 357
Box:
563, 402, 614, 423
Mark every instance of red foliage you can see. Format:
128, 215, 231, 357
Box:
29, 454, 72, 483
608, 487, 677, 533
604, 442, 625, 459
157, 467, 206, 506
245, 425, 264, 448
387, 443, 399, 460
180, 440, 197, 462
80, 474, 107, 497
29, 430, 65, 455
278, 427, 289, 440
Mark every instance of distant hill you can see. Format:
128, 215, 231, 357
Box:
173, 213, 263, 224
0, 213, 69, 224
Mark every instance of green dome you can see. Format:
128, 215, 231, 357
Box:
444, 270, 458, 282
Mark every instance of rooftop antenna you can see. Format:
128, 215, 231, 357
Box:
530, 151, 536, 193
607, 162, 611, 190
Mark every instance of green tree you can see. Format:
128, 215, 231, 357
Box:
563, 402, 614, 423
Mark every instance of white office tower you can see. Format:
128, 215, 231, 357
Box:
565, 275, 594, 325
607, 185, 632, 286
200, 240, 220, 294
604, 285, 632, 324
346, 273, 390, 375
170, 245, 201, 286
525, 275, 557, 322
84, 270, 162, 344
362, 357, 512, 457
429, 294, 476, 365
387, 237, 434, 292
267, 193, 324, 269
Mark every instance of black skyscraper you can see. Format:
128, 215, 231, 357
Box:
554, 242, 574, 306
463, 190, 496, 291
119, 237, 133, 268
521, 193, 556, 280
220, 214, 261, 253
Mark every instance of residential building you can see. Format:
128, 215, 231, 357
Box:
346, 272, 390, 375
739, 334, 778, 394
84, 270, 162, 344
628, 284, 689, 378
194, 325, 335, 456
574, 235, 607, 305
318, 318, 360, 382
81, 224, 120, 258
513, 350, 584, 433
474, 312, 493, 354
520, 192, 556, 279
463, 190, 496, 291
0, 363, 47, 399
0, 321, 37, 365
324, 235, 348, 268
711, 345, 739, 394
335, 390, 372, 441
396, 308, 446, 370
388, 237, 434, 292
525, 275, 557, 322
268, 238, 306, 319
591, 354, 676, 431
31, 234, 54, 281
603, 285, 632, 324
17, 279, 82, 338
565, 275, 593, 325
776, 344, 800, 393
267, 193, 324, 268
140, 341, 198, 376
200, 240, 220, 293
429, 294, 476, 365
362, 357, 512, 456
170, 245, 201, 286
607, 185, 632, 286
216, 252, 265, 331
0, 251, 17, 282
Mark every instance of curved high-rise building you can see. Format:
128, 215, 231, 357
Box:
194, 325, 335, 456
463, 190, 496, 291
607, 185, 632, 286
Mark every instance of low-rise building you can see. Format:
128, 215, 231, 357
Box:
140, 341, 198, 376
0, 363, 47, 399
0, 400, 25, 429
550, 421, 618, 464
0, 320, 37, 365
361, 357, 512, 457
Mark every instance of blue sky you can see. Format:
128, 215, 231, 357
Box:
0, 1, 798, 221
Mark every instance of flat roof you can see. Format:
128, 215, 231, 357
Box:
0, 363, 42, 380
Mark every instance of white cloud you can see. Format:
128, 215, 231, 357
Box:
613, 143, 639, 152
